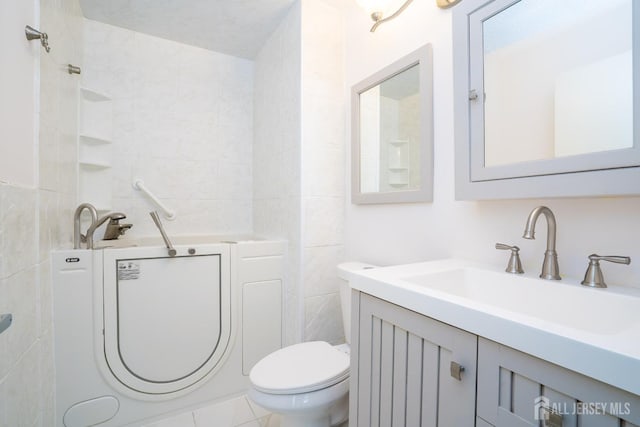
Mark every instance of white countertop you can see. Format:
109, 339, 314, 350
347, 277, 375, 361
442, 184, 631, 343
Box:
344, 258, 640, 396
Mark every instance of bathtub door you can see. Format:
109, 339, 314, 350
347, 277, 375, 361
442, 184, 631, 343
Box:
100, 244, 232, 397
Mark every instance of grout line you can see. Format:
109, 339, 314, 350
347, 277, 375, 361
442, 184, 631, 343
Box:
244, 395, 260, 421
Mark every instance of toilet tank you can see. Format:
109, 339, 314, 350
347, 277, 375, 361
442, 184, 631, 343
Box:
337, 262, 377, 344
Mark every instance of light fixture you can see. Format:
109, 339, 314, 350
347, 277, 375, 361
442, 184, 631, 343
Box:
357, 0, 463, 32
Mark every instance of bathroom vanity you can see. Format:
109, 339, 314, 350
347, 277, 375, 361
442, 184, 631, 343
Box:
346, 259, 640, 426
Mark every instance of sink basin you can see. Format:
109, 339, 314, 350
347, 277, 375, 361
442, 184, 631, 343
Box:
348, 258, 640, 396
403, 267, 639, 335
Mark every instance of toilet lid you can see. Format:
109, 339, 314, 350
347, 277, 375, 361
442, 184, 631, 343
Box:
250, 341, 350, 395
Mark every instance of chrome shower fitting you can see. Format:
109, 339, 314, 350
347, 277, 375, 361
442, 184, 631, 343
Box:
25, 25, 50, 52
67, 64, 81, 75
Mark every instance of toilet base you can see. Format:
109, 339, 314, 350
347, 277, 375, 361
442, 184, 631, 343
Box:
248, 378, 349, 427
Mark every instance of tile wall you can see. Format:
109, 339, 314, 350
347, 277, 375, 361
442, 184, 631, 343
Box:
0, 0, 83, 425
301, 0, 346, 344
253, 0, 347, 346
253, 2, 303, 346
81, 20, 254, 237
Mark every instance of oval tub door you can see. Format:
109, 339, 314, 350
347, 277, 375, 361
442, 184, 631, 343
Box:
101, 244, 232, 397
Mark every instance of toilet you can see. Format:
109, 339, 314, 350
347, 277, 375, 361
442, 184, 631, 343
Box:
248, 262, 374, 427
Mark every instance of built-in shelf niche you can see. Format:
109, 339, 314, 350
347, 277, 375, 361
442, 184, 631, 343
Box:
78, 87, 113, 211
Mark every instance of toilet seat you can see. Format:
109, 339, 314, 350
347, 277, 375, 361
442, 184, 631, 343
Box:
250, 341, 349, 395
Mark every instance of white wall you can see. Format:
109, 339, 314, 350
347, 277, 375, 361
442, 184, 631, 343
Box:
0, 0, 83, 425
0, 0, 38, 186
82, 20, 254, 238
344, 1, 640, 288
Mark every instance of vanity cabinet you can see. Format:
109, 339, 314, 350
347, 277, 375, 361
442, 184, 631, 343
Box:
350, 291, 640, 427
350, 292, 477, 426
477, 338, 640, 427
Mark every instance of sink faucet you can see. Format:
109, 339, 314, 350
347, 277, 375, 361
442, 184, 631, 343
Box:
85, 212, 127, 249
523, 206, 561, 280
73, 203, 98, 249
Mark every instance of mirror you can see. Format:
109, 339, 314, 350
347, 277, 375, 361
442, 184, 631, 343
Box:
352, 45, 433, 204
484, 0, 632, 168
453, 0, 640, 199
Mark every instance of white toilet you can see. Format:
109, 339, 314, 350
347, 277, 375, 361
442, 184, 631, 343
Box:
248, 262, 373, 427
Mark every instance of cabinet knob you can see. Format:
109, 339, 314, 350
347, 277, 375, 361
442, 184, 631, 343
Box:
450, 361, 465, 381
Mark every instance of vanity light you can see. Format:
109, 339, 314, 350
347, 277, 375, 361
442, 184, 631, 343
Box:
357, 0, 462, 32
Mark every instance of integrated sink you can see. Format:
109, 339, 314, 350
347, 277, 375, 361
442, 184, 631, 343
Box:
347, 258, 640, 395
403, 267, 639, 335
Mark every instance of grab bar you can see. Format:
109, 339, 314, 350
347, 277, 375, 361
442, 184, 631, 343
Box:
132, 179, 176, 220
0, 314, 12, 335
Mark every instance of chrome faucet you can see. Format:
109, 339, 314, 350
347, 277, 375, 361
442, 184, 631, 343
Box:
103, 218, 133, 240
73, 203, 98, 249
85, 212, 127, 249
523, 206, 561, 280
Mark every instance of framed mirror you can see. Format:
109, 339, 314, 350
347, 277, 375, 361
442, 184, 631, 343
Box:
351, 45, 433, 204
453, 0, 640, 200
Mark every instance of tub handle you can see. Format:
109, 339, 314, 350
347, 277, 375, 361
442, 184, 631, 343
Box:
149, 211, 177, 257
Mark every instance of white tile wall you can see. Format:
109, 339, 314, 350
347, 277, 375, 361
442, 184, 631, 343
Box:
253, 0, 346, 345
300, 0, 346, 344
253, 2, 303, 346
81, 20, 254, 238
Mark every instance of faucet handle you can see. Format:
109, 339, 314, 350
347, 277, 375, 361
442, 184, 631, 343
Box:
495, 243, 524, 274
581, 254, 631, 288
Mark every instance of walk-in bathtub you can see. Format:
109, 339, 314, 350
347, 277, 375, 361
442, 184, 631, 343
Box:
52, 237, 286, 426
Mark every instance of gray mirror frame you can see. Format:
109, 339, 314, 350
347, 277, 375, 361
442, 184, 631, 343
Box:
453, 0, 640, 200
351, 44, 434, 204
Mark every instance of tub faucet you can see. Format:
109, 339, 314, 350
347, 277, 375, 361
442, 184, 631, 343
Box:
86, 212, 127, 249
73, 203, 98, 249
103, 218, 133, 240
523, 206, 561, 280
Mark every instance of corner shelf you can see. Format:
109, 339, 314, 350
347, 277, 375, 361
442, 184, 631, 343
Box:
387, 139, 410, 189
78, 87, 113, 210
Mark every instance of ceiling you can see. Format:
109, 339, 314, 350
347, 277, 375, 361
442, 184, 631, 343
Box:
79, 0, 298, 59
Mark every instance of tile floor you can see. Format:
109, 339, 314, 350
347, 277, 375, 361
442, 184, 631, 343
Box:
141, 395, 279, 427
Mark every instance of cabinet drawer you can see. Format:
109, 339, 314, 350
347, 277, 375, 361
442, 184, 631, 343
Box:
477, 337, 640, 427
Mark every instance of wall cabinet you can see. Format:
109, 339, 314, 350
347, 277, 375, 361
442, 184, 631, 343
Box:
350, 291, 640, 427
